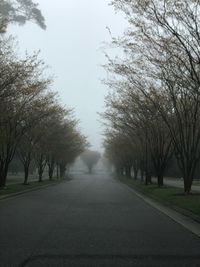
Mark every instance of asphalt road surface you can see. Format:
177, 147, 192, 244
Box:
0, 173, 200, 267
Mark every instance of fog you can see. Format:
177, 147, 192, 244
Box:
7, 0, 127, 151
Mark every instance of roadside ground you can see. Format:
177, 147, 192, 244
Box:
117, 175, 200, 222
0, 174, 71, 199
152, 177, 200, 192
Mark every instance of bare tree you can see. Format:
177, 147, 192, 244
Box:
106, 0, 200, 193
0, 49, 50, 188
17, 93, 63, 184
45, 112, 87, 180
80, 150, 101, 174
103, 82, 173, 186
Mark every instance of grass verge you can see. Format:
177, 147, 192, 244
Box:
117, 175, 200, 218
0, 177, 71, 198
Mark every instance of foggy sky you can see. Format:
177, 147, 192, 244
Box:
8, 0, 127, 151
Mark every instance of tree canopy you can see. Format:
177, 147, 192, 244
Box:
0, 21, 87, 187
0, 0, 46, 32
80, 150, 101, 174
102, 0, 200, 193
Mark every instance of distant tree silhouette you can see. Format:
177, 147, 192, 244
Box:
80, 150, 101, 174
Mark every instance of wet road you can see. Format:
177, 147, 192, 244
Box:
0, 173, 200, 267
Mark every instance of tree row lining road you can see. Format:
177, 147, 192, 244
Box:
0, 173, 200, 267
152, 177, 200, 192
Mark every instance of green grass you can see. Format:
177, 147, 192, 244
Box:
0, 177, 71, 197
118, 176, 200, 217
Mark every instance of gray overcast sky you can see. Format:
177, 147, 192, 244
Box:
8, 0, 126, 151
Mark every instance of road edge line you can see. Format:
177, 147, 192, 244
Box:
118, 180, 200, 238
0, 179, 71, 201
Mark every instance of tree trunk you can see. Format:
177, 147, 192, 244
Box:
59, 163, 66, 178
0, 162, 10, 188
23, 160, 31, 185
125, 166, 131, 178
23, 166, 29, 185
88, 166, 92, 174
36, 154, 46, 182
145, 171, 148, 185
152, 157, 167, 188
157, 174, 164, 187
48, 166, 54, 181
145, 171, 152, 185
38, 162, 45, 182
141, 169, 144, 181
38, 166, 43, 182
183, 174, 193, 194
48, 159, 55, 181
181, 163, 196, 194
56, 164, 59, 179
133, 166, 138, 180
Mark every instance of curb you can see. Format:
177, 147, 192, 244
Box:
118, 179, 200, 238
0, 179, 70, 201
131, 185, 200, 224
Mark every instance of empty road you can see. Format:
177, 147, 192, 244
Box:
0, 173, 200, 267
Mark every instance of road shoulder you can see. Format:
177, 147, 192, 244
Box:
117, 177, 200, 238
0, 178, 71, 200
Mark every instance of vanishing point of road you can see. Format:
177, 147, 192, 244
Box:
0, 173, 200, 267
